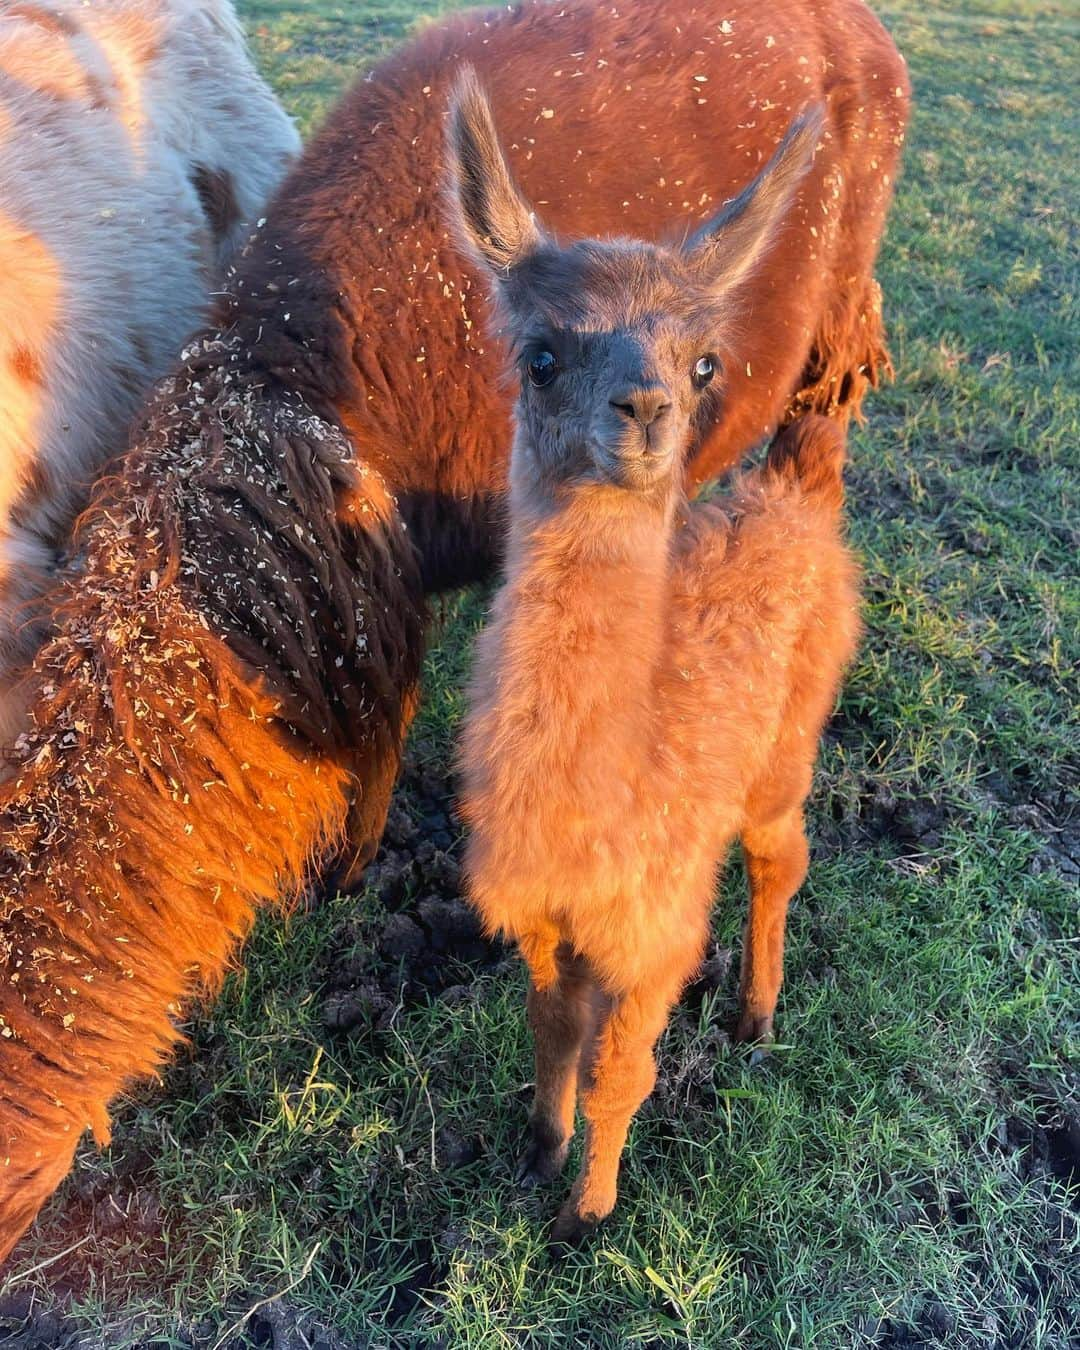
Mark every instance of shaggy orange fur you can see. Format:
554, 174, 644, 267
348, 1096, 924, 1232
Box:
463, 418, 861, 1242
0, 346, 422, 1261
453, 79, 862, 1242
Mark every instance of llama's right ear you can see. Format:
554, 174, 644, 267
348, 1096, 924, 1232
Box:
682, 105, 825, 298
446, 67, 541, 276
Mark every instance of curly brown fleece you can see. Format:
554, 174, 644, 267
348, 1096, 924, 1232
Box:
0, 339, 422, 1256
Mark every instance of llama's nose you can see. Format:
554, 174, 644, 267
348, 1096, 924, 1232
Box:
609, 385, 672, 430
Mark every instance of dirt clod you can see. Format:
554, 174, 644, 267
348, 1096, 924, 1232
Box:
321, 981, 393, 1033
378, 913, 426, 961
316, 754, 507, 1032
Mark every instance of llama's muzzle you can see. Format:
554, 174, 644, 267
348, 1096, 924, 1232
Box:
592, 381, 679, 488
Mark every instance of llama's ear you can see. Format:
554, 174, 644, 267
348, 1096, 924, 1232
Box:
446, 66, 542, 276
683, 105, 825, 296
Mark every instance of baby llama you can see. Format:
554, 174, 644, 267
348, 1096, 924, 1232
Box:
453, 73, 863, 1244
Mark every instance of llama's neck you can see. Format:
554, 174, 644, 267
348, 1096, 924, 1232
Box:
490, 478, 678, 778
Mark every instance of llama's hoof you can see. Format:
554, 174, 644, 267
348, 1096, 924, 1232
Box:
547, 1204, 600, 1254
515, 1129, 568, 1189
734, 1011, 774, 1048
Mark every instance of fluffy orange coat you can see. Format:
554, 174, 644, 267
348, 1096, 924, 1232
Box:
461, 417, 861, 1240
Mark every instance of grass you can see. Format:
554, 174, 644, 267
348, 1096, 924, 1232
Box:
2, 1, 1078, 1346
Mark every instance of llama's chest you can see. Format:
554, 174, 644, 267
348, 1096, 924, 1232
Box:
464, 595, 761, 852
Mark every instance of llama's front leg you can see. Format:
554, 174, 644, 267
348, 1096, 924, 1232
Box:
550, 977, 682, 1248
517, 937, 600, 1188
736, 808, 810, 1046
333, 682, 421, 890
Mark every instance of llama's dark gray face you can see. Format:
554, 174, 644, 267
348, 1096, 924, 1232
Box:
504, 240, 725, 492
520, 325, 692, 490
446, 68, 823, 498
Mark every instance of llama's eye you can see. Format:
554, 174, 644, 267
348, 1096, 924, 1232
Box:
527, 350, 559, 388
692, 354, 717, 389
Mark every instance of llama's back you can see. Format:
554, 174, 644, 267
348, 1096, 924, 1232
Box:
663, 417, 861, 819
131, 0, 301, 264
0, 0, 297, 744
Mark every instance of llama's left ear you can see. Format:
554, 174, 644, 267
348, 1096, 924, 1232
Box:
446, 66, 542, 276
683, 104, 825, 297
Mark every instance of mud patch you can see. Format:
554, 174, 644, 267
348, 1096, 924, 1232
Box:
865, 1297, 960, 1348
993, 1103, 1080, 1206
317, 748, 510, 1035
1005, 796, 1080, 882
816, 755, 1079, 891
190, 1299, 358, 1350
815, 764, 955, 864
0, 1285, 414, 1349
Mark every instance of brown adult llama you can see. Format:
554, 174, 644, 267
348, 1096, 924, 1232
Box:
452, 76, 862, 1244
0, 0, 907, 1263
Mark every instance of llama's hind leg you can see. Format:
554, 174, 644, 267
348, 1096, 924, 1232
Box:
517, 937, 600, 1188
736, 808, 810, 1046
333, 745, 406, 890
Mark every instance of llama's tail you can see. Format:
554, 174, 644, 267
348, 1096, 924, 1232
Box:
764, 413, 846, 513
0, 357, 423, 1264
